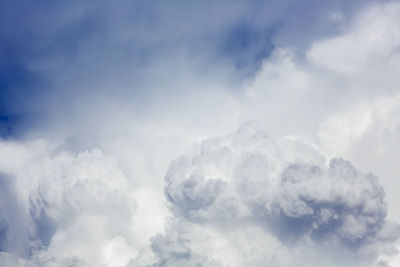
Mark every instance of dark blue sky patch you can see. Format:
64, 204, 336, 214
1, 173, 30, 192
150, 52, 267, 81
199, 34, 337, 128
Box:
218, 22, 276, 75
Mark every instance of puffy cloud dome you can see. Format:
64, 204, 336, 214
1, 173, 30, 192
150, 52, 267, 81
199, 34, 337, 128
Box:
151, 122, 399, 267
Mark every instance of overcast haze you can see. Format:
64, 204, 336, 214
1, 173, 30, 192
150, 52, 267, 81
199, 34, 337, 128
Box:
1, 1, 400, 266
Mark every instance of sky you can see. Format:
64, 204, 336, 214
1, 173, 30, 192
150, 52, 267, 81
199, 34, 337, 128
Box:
1, 0, 400, 266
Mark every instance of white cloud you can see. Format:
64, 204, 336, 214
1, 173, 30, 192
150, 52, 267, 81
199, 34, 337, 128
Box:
240, 2, 400, 234
305, 2, 400, 226
146, 122, 399, 267
307, 2, 400, 74
0, 139, 167, 266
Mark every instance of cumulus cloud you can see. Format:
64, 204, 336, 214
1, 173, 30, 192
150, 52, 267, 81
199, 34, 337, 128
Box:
0, 140, 144, 266
307, 2, 400, 229
317, 92, 400, 231
147, 122, 399, 267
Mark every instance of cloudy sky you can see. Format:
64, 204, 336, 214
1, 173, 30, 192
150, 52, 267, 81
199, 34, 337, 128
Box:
1, 0, 400, 266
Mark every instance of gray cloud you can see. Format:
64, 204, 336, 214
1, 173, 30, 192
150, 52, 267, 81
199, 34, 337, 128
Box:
0, 174, 30, 257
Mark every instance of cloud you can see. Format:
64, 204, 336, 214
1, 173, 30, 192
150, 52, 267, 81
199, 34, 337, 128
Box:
1, 1, 400, 267
0, 0, 376, 140
317, 91, 400, 233
147, 122, 399, 267
1, 120, 395, 267
0, 174, 30, 257
0, 140, 144, 266
241, 1, 400, 139
307, 2, 400, 230
307, 2, 400, 74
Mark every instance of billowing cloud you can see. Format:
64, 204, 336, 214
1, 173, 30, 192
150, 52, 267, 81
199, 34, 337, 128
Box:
147, 122, 399, 267
0, 140, 142, 266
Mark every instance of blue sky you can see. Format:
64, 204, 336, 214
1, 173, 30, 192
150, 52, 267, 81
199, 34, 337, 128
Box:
1, 1, 400, 266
